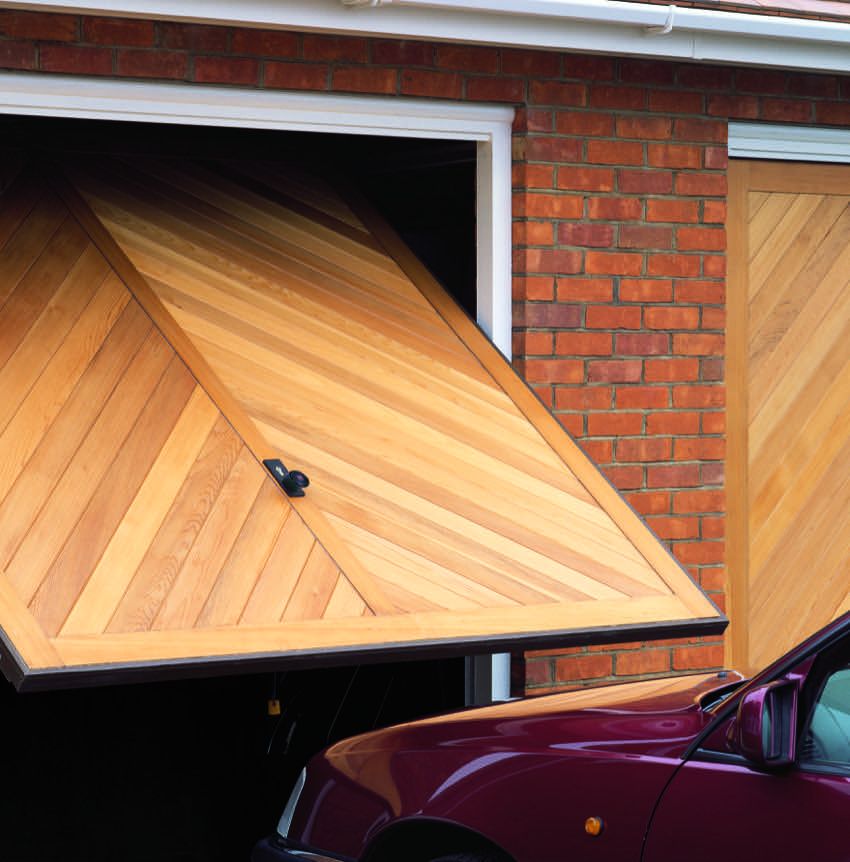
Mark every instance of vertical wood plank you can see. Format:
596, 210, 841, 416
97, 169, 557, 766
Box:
151, 448, 265, 631
238, 512, 315, 625
30, 358, 197, 636
725, 160, 751, 671
282, 545, 341, 622
59, 385, 220, 637
0, 274, 130, 505
106, 417, 243, 633
195, 481, 289, 628
0, 216, 89, 369
0, 243, 109, 437
323, 575, 370, 620
0, 191, 68, 309
4, 323, 171, 601
0, 302, 151, 566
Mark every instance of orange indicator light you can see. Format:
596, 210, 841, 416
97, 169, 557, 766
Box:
585, 816, 605, 836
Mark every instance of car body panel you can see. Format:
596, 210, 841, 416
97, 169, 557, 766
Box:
285, 672, 740, 861
644, 758, 850, 862
256, 612, 850, 862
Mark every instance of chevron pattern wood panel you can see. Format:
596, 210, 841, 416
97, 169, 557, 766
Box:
0, 156, 722, 688
728, 160, 850, 673
0, 168, 358, 682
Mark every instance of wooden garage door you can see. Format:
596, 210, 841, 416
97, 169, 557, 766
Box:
728, 160, 850, 673
0, 155, 723, 689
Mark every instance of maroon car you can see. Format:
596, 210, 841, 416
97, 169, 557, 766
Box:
253, 612, 850, 862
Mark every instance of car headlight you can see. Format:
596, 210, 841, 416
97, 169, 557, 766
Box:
276, 768, 306, 838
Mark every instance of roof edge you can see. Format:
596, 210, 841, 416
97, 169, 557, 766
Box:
2, 0, 850, 72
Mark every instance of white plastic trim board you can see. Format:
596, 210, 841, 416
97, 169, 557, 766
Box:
729, 122, 850, 163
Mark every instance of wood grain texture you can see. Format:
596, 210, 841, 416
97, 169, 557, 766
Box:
725, 160, 750, 671
50, 594, 707, 667
727, 159, 850, 673
0, 160, 722, 685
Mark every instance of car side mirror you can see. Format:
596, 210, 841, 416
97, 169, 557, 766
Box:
728, 680, 798, 769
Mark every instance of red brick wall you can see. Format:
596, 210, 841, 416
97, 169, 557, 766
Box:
2, 10, 847, 694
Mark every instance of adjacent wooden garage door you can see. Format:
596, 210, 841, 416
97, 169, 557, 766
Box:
0, 155, 723, 689
728, 160, 850, 673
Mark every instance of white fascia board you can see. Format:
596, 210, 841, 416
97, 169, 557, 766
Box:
0, 71, 511, 138
730, 122, 850, 163
0, 71, 514, 354
3, 0, 850, 72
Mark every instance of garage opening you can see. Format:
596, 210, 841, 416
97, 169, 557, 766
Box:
0, 114, 477, 862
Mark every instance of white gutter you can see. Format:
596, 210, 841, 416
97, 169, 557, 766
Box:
2, 0, 850, 72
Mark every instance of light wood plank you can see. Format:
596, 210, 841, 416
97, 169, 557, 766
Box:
342, 177, 714, 618
329, 516, 512, 611
748, 160, 850, 195
0, 243, 108, 437
154, 281, 590, 502
30, 358, 197, 636
246, 390, 659, 591
0, 190, 68, 308
59, 386, 221, 636
750, 430, 850, 604
106, 417, 243, 633
195, 482, 289, 628
75, 173, 463, 354
0, 303, 152, 567
272, 432, 649, 603
110, 158, 425, 304
0, 572, 63, 670
55, 170, 401, 625
4, 325, 173, 601
239, 512, 318, 625
151, 448, 265, 631
282, 546, 344, 622
189, 329, 632, 562
0, 215, 89, 369
0, 278, 131, 505
722, 160, 750, 670
149, 263, 502, 406
746, 192, 797, 264
749, 255, 850, 440
51, 594, 715, 667
321, 487, 589, 605
323, 576, 369, 620
749, 354, 850, 530
748, 195, 850, 354
79, 183, 479, 369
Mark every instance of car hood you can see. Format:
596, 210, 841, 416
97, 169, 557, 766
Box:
328, 671, 743, 764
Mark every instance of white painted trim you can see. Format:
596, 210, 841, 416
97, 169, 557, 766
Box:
0, 72, 514, 355
729, 122, 850, 164
3, 0, 850, 72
